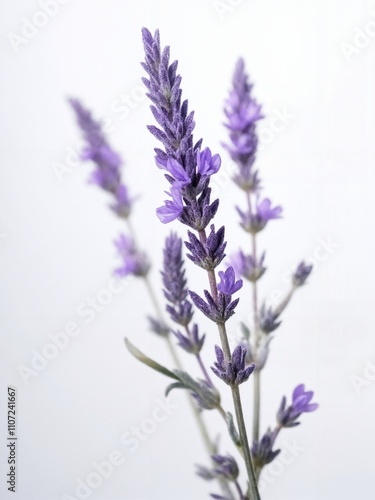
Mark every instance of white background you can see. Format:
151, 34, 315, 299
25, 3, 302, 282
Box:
1, 0, 375, 499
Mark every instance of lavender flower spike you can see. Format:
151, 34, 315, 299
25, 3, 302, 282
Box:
251, 429, 280, 469
141, 28, 220, 231
161, 232, 193, 326
277, 384, 318, 428
237, 197, 282, 234
223, 58, 263, 192
114, 234, 150, 278
211, 454, 239, 481
211, 344, 255, 386
69, 98, 134, 218
230, 249, 266, 282
293, 261, 313, 287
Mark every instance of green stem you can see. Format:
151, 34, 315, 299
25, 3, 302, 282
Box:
232, 385, 260, 500
198, 228, 260, 500
247, 192, 261, 445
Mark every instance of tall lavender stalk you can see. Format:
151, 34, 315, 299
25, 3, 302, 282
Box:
69, 98, 219, 479
223, 58, 317, 479
141, 28, 260, 499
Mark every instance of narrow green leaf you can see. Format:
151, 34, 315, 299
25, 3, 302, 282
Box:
124, 338, 179, 380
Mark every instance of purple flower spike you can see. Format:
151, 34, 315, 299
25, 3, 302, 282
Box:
211, 454, 239, 481
70, 99, 121, 194
293, 261, 313, 287
211, 344, 255, 386
230, 250, 266, 282
259, 304, 281, 334
185, 225, 226, 270
189, 289, 240, 324
174, 324, 205, 355
277, 384, 318, 428
217, 267, 243, 295
142, 28, 220, 231
114, 234, 150, 278
251, 429, 280, 469
156, 186, 184, 223
70, 98, 135, 219
162, 232, 194, 326
237, 198, 282, 234
222, 58, 263, 193
197, 148, 221, 176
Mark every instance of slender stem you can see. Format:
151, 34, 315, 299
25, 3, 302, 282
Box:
232, 385, 260, 500
196, 352, 214, 387
252, 371, 261, 443
274, 286, 295, 316
247, 192, 261, 445
198, 228, 260, 500
143, 274, 165, 321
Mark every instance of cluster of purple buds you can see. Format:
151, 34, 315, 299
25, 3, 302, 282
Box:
161, 232, 193, 326
277, 384, 319, 428
189, 267, 242, 324
211, 454, 239, 482
114, 234, 150, 278
185, 225, 226, 271
211, 344, 255, 386
230, 249, 266, 282
159, 232, 206, 353
174, 324, 205, 355
142, 28, 221, 232
69, 98, 134, 219
251, 428, 280, 469
293, 261, 313, 287
259, 304, 282, 334
236, 198, 282, 234
223, 58, 263, 193
147, 317, 170, 338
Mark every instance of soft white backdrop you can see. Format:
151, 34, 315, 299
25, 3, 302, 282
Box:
1, 0, 375, 499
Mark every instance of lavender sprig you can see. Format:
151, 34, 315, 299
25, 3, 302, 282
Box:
142, 27, 260, 500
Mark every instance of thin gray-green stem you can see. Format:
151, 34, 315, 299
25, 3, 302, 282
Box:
198, 229, 260, 500
246, 192, 261, 444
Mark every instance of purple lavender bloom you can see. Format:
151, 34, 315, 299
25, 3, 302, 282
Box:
114, 234, 150, 277
230, 249, 266, 282
197, 148, 221, 176
156, 186, 184, 223
217, 267, 243, 295
148, 317, 170, 337
211, 454, 239, 481
69, 99, 120, 193
251, 429, 280, 469
223, 58, 263, 192
185, 225, 226, 271
211, 344, 255, 386
155, 157, 190, 186
161, 232, 194, 326
189, 289, 240, 324
259, 304, 281, 334
174, 324, 205, 355
237, 198, 282, 234
277, 384, 319, 428
142, 28, 220, 231
69, 98, 135, 218
293, 261, 313, 287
